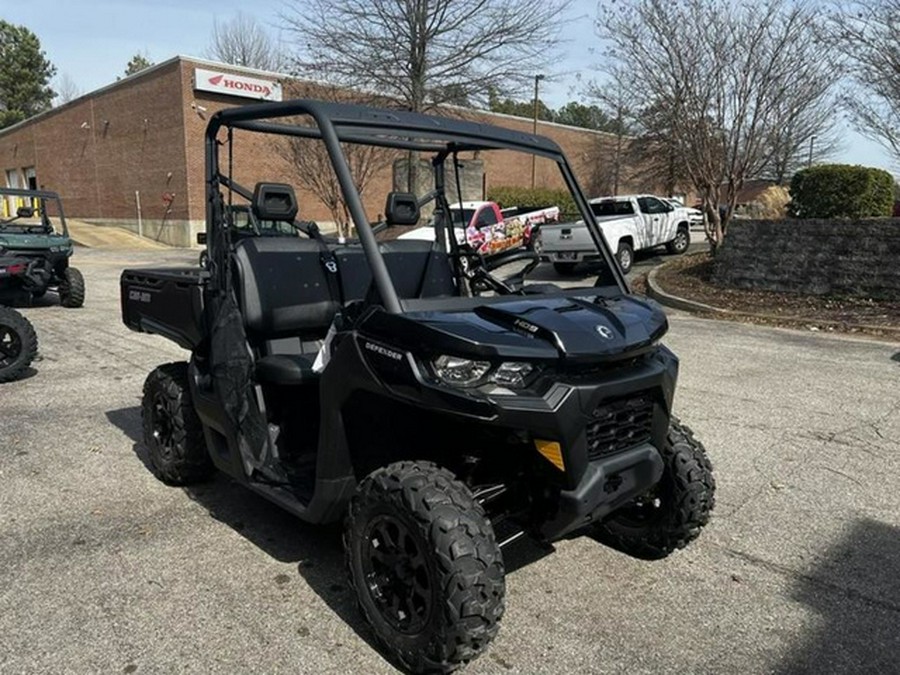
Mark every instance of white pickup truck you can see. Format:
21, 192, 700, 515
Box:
399, 200, 559, 256
542, 194, 693, 274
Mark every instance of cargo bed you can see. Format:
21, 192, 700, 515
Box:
120, 267, 206, 350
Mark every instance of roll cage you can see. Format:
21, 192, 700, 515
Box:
204, 100, 627, 312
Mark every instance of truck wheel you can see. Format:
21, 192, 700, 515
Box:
345, 461, 505, 674
0, 307, 38, 383
528, 229, 543, 256
553, 262, 578, 275
665, 226, 690, 255
58, 267, 85, 308
141, 362, 213, 485
594, 419, 715, 560
616, 241, 634, 274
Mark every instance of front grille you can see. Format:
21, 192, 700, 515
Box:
586, 393, 655, 460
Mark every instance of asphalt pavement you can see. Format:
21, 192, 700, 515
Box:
1, 246, 898, 674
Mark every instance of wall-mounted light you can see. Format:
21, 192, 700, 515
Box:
80, 122, 90, 129
190, 102, 207, 113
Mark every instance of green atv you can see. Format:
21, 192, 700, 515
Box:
0, 187, 84, 308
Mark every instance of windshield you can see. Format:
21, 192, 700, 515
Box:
0, 193, 67, 235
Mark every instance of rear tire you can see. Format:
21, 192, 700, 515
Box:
665, 226, 690, 255
594, 419, 715, 560
553, 262, 578, 275
58, 267, 85, 308
0, 307, 38, 383
345, 461, 505, 674
141, 362, 213, 485
616, 241, 634, 274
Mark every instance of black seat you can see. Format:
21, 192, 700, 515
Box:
233, 237, 339, 341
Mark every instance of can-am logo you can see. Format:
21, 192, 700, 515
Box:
194, 68, 283, 102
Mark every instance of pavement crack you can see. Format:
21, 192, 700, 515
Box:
819, 465, 864, 488
719, 546, 900, 616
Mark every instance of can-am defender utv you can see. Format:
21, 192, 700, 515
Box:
121, 100, 715, 673
0, 188, 84, 308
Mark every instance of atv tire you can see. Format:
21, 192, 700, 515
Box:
345, 461, 505, 674
594, 419, 715, 560
141, 362, 213, 485
0, 307, 38, 383
58, 267, 85, 308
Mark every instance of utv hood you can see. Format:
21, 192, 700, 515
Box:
369, 293, 669, 364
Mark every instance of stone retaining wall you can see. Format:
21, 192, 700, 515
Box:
712, 218, 900, 300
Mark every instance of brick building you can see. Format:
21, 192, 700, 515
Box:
0, 56, 634, 247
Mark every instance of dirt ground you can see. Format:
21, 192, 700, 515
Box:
649, 253, 900, 338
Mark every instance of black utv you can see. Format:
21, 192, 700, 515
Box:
120, 100, 715, 673
0, 187, 84, 307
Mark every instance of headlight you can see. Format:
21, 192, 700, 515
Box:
491, 361, 533, 388
432, 355, 534, 389
432, 355, 491, 387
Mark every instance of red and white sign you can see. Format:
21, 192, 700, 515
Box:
194, 68, 283, 102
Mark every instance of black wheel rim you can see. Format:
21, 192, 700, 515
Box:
0, 324, 22, 368
151, 391, 176, 460
362, 514, 433, 634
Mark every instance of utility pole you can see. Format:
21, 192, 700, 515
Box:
531, 74, 545, 189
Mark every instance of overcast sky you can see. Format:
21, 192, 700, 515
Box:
4, 0, 895, 175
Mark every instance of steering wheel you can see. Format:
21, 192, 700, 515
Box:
450, 246, 516, 295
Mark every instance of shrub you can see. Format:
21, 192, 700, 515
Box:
788, 164, 894, 218
486, 186, 578, 219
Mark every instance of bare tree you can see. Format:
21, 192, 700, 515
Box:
598, 0, 838, 250
829, 1, 900, 161
281, 0, 571, 191
282, 0, 570, 112
206, 12, 285, 71
274, 85, 393, 239
585, 67, 639, 196
54, 73, 81, 105
761, 100, 842, 184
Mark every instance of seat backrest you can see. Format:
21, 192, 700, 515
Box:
232, 237, 339, 340
377, 240, 457, 299
335, 240, 456, 302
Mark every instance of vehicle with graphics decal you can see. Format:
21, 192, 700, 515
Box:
399, 200, 557, 257
0, 188, 84, 307
120, 100, 715, 674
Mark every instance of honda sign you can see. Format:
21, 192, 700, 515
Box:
194, 68, 283, 102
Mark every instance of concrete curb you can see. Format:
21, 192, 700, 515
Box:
646, 258, 900, 338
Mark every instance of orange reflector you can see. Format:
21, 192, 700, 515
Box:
534, 439, 565, 471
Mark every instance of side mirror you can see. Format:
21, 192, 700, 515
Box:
16, 206, 35, 218
384, 192, 420, 226
196, 232, 208, 245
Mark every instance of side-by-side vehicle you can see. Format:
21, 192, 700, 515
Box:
120, 100, 715, 673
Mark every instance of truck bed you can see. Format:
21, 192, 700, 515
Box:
121, 267, 207, 350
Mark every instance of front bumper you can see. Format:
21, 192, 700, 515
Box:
538, 443, 663, 540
